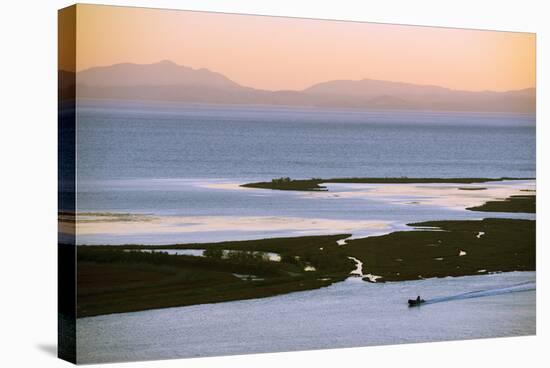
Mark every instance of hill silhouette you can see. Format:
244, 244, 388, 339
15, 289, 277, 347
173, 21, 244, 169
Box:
70, 61, 535, 113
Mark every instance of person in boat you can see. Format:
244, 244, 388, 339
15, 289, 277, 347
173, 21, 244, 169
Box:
408, 295, 425, 306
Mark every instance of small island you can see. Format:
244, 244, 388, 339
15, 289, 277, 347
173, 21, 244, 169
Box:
241, 176, 534, 192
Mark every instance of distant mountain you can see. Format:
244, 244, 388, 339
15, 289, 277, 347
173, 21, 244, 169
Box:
78, 60, 241, 89
73, 61, 536, 113
304, 78, 451, 98
303, 79, 535, 112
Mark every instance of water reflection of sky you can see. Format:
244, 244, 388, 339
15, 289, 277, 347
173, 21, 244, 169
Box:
72, 179, 535, 245
77, 271, 535, 363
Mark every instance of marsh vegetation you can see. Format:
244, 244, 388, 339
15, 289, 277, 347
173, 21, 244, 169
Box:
467, 194, 535, 213
76, 192, 535, 317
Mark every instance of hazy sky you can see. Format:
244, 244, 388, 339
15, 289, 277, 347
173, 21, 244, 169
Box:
72, 4, 535, 92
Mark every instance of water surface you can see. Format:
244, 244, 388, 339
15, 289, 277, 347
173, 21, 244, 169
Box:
77, 271, 535, 364
72, 101, 535, 245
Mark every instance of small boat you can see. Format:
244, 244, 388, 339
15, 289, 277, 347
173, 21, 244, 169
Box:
408, 296, 425, 307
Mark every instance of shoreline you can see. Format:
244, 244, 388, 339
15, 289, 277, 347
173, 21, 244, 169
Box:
77, 195, 535, 318
76, 192, 535, 318
67, 178, 535, 245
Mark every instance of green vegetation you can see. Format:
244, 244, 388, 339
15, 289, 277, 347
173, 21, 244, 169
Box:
467, 194, 535, 213
77, 192, 535, 317
75, 178, 536, 317
241, 177, 327, 191
344, 218, 534, 283
77, 235, 354, 317
77, 218, 535, 316
241, 177, 533, 192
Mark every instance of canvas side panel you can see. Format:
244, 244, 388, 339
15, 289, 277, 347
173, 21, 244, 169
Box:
58, 4, 77, 364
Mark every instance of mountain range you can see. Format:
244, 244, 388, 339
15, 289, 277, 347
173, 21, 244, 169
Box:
66, 60, 535, 113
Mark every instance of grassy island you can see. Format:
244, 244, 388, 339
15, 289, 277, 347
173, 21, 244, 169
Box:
240, 177, 327, 191
241, 177, 533, 192
77, 193, 535, 317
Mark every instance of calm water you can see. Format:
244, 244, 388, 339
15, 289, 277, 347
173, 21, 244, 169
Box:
73, 100, 535, 244
77, 271, 535, 364
76, 100, 535, 182
73, 179, 535, 244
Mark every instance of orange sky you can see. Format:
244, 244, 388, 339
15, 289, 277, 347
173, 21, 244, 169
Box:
72, 4, 535, 92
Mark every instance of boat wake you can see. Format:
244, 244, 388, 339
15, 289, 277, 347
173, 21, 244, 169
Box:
423, 281, 535, 306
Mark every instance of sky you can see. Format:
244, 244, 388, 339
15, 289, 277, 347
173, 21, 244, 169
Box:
70, 4, 535, 92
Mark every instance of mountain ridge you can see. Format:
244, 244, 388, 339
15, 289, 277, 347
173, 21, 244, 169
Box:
68, 61, 535, 113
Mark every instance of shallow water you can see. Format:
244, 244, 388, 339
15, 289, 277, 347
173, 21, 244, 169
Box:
77, 271, 535, 364
73, 179, 535, 244
70, 101, 535, 245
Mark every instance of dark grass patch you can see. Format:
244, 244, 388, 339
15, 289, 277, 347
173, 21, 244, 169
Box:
344, 218, 534, 282
77, 234, 354, 317
467, 195, 535, 213
241, 177, 326, 191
